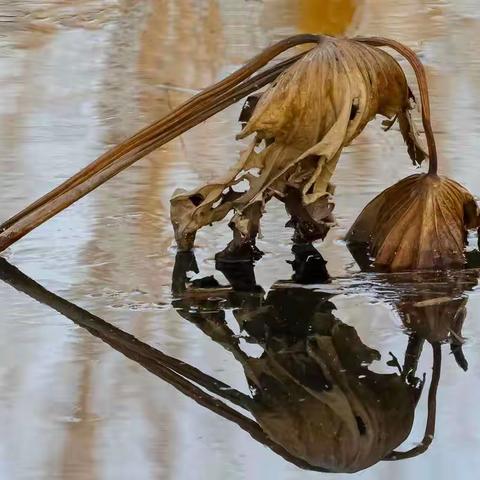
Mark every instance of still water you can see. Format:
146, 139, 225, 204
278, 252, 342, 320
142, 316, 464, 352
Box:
1, 0, 480, 479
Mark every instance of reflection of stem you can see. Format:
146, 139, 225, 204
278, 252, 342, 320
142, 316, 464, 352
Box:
402, 334, 425, 382
385, 342, 441, 461
171, 251, 199, 295
0, 258, 327, 472
0, 259, 250, 410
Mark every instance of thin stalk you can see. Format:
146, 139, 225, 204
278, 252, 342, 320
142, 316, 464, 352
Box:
0, 258, 253, 410
0, 51, 310, 251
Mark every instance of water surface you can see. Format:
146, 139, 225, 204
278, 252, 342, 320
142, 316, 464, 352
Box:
1, 1, 480, 479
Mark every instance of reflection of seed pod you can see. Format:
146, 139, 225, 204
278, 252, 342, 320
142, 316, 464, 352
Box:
401, 296, 467, 344
393, 270, 479, 345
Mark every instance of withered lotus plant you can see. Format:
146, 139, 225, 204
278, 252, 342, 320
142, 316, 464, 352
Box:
346, 39, 480, 271
0, 34, 476, 271
171, 36, 428, 256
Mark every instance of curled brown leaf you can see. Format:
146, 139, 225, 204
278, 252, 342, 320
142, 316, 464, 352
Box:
347, 174, 479, 271
171, 36, 427, 250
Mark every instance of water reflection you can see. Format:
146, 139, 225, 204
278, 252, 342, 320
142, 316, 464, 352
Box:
171, 249, 452, 472
3, 252, 478, 474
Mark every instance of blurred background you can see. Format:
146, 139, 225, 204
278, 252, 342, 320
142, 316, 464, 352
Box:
0, 1, 480, 479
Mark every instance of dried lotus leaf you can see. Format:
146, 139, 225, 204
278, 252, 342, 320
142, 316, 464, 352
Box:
237, 37, 426, 200
346, 174, 480, 272
171, 36, 427, 250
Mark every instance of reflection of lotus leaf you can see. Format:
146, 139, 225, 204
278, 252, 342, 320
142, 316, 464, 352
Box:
246, 322, 420, 473
169, 253, 448, 472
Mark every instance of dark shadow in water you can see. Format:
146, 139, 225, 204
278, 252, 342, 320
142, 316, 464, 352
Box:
1, 251, 478, 473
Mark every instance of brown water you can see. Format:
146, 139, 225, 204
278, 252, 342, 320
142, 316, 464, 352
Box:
1, 1, 480, 479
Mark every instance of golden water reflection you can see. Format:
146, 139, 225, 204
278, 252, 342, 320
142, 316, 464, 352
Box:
297, 0, 358, 35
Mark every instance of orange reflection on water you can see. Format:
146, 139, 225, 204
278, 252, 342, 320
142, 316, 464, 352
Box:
297, 0, 358, 35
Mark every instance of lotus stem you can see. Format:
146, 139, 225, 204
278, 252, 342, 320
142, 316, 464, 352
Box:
0, 34, 323, 252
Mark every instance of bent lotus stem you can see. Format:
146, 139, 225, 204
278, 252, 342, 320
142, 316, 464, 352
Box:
355, 36, 438, 175
0, 34, 323, 252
